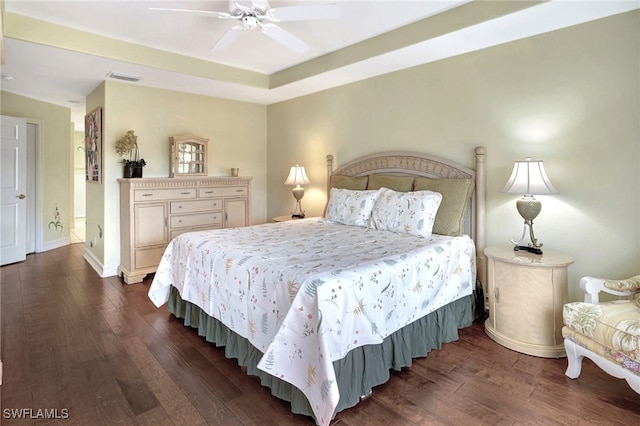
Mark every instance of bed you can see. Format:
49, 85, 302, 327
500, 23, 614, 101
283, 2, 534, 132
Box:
148, 147, 486, 425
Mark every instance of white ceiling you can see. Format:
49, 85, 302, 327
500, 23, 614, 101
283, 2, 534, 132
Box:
2, 1, 638, 129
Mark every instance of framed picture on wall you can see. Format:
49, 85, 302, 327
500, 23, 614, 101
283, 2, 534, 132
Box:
85, 107, 102, 184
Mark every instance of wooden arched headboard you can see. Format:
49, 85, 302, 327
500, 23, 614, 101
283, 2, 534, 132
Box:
326, 147, 487, 295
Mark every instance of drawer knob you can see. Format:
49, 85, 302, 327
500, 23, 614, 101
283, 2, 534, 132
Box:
235, 189, 243, 192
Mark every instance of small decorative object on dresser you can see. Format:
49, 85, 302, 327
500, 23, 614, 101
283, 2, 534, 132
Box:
170, 135, 208, 177
484, 245, 574, 358
118, 176, 252, 284
116, 130, 146, 178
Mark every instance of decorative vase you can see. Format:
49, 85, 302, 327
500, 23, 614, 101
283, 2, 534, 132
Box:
132, 165, 143, 178
123, 163, 133, 178
123, 163, 143, 178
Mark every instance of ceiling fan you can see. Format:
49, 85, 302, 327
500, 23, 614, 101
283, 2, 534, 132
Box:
150, 0, 340, 53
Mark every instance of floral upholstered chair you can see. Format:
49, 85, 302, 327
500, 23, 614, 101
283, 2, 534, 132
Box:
562, 275, 640, 394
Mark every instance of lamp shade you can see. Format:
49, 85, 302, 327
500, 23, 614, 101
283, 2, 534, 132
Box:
284, 165, 310, 186
501, 157, 558, 196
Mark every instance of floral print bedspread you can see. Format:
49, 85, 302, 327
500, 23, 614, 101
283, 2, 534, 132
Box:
148, 218, 475, 425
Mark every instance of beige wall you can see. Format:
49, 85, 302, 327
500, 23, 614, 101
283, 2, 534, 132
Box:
85, 81, 268, 274
267, 11, 640, 301
1, 91, 71, 248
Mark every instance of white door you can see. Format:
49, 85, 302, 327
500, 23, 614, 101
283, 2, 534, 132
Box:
0, 116, 27, 265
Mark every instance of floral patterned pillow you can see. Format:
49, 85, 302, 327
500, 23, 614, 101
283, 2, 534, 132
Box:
369, 187, 442, 237
324, 188, 380, 227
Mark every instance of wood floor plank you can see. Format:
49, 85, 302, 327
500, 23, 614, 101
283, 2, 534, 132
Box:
2, 301, 28, 397
135, 405, 175, 426
147, 341, 243, 425
531, 372, 640, 425
378, 369, 488, 425
225, 389, 314, 425
2, 244, 639, 426
2, 263, 22, 304
119, 335, 208, 425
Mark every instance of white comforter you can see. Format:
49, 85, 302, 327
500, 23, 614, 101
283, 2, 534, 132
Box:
148, 218, 475, 425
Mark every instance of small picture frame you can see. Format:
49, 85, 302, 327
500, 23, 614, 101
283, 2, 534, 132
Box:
85, 107, 102, 184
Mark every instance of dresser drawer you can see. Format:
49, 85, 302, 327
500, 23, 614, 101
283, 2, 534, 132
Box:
171, 199, 222, 214
134, 188, 196, 202
135, 246, 166, 269
171, 212, 223, 229
199, 186, 248, 198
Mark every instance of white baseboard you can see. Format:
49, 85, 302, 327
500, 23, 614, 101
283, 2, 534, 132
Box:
41, 236, 71, 252
83, 248, 119, 278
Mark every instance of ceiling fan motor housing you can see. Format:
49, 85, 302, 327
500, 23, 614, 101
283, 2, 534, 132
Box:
242, 15, 259, 29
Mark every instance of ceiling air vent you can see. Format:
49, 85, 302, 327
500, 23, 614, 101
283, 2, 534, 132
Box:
107, 71, 141, 82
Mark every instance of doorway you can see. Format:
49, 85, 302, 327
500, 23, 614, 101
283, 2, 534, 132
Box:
71, 130, 86, 243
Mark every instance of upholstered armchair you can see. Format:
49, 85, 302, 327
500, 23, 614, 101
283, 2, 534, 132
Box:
562, 275, 640, 394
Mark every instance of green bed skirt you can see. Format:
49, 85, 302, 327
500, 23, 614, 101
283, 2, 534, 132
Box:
168, 287, 474, 422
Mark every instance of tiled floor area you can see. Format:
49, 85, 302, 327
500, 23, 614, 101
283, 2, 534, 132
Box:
70, 218, 85, 243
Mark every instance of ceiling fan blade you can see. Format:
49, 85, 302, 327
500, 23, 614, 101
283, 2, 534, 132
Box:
261, 24, 310, 53
266, 4, 340, 22
251, 0, 271, 12
148, 7, 234, 19
212, 27, 244, 51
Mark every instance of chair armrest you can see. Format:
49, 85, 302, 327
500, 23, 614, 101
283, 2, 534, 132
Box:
579, 276, 639, 303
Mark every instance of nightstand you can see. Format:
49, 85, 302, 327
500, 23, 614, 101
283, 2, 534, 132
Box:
273, 215, 298, 222
484, 245, 574, 358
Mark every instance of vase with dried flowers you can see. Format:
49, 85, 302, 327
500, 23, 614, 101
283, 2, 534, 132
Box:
115, 130, 146, 178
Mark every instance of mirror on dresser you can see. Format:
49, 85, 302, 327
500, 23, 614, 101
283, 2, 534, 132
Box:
169, 135, 209, 177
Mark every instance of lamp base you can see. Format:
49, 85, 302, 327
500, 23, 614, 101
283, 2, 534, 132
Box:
290, 186, 306, 219
290, 199, 305, 219
514, 245, 543, 255
510, 196, 544, 255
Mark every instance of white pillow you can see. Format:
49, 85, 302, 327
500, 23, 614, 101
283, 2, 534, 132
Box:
369, 187, 442, 237
325, 188, 380, 227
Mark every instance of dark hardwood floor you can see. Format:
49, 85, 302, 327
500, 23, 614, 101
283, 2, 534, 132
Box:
1, 243, 638, 425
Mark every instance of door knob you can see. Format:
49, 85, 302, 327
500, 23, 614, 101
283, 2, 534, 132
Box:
16, 194, 26, 199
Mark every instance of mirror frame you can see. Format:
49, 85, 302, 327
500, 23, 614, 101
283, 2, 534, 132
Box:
169, 135, 209, 177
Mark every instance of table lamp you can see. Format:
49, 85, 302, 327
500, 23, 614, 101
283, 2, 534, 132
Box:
502, 157, 558, 254
284, 164, 310, 218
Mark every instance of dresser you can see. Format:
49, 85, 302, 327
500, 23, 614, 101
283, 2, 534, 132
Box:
484, 245, 574, 358
118, 176, 252, 284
